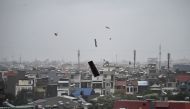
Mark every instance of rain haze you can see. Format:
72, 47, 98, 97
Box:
0, 0, 190, 63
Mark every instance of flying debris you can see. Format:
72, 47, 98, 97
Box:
129, 61, 131, 65
88, 61, 100, 77
105, 26, 110, 29
94, 39, 97, 47
54, 33, 58, 36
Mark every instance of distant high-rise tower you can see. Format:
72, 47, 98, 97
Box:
78, 50, 81, 88
159, 45, 161, 71
77, 50, 80, 70
19, 56, 22, 65
134, 50, 136, 70
115, 54, 118, 66
167, 53, 170, 70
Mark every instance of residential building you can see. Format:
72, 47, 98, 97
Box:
15, 79, 34, 95
92, 74, 103, 94
57, 78, 70, 96
81, 73, 92, 88
138, 81, 149, 93
175, 73, 190, 92
70, 72, 81, 88
126, 80, 138, 94
46, 84, 57, 97
102, 70, 115, 95
35, 77, 48, 99
3, 70, 26, 96
15, 79, 34, 102
173, 64, 190, 73
115, 78, 126, 93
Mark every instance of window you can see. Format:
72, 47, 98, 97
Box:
104, 74, 107, 78
111, 75, 114, 81
92, 83, 102, 88
71, 75, 74, 79
61, 93, 67, 95
130, 87, 133, 92
106, 83, 110, 86
134, 88, 136, 92
127, 88, 129, 92
168, 83, 172, 87
100, 71, 103, 74
111, 82, 113, 88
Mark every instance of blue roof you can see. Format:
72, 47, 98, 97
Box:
72, 88, 94, 97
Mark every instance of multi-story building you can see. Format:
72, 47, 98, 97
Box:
15, 79, 34, 95
102, 70, 115, 95
90, 65, 116, 95
0, 78, 5, 106
147, 58, 159, 85
175, 73, 190, 92
138, 81, 149, 93
92, 73, 103, 94
3, 70, 26, 96
46, 84, 57, 97
173, 64, 190, 73
15, 79, 34, 102
115, 78, 126, 93
126, 80, 138, 94
81, 72, 92, 88
70, 71, 81, 88
57, 78, 70, 96
35, 77, 48, 99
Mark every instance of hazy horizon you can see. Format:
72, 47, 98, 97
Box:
1, 0, 190, 63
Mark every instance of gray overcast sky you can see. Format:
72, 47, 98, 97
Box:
0, 0, 190, 62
